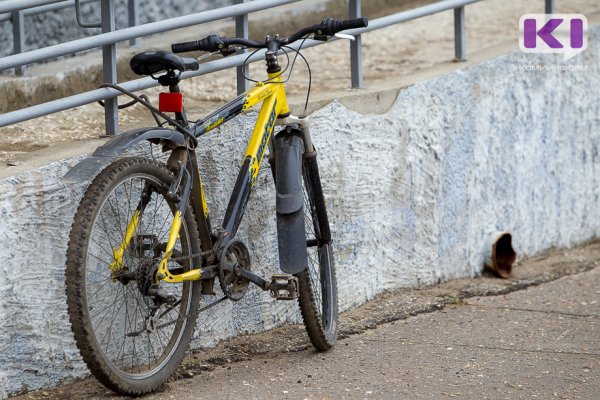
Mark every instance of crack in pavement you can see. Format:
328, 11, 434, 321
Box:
462, 304, 600, 319
377, 340, 600, 358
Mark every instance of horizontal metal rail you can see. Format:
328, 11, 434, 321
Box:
0, 0, 556, 129
355, 0, 480, 32
0, 0, 66, 14
0, 0, 97, 22
0, 37, 325, 127
0, 0, 302, 71
0, 0, 481, 127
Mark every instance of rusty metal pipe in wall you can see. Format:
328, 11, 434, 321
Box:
484, 231, 516, 278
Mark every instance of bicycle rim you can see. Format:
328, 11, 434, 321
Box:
297, 164, 337, 349
66, 158, 200, 393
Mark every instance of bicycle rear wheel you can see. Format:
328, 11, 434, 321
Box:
296, 152, 338, 350
65, 157, 201, 395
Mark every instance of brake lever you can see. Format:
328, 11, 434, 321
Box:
334, 33, 356, 41
220, 47, 238, 57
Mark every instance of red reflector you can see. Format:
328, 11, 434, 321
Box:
159, 92, 183, 113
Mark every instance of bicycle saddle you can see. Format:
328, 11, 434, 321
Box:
130, 50, 199, 76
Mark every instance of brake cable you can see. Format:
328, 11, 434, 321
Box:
98, 83, 198, 147
236, 35, 312, 115
282, 36, 312, 116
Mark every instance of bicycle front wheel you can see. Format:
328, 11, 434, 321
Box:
296, 152, 338, 350
65, 157, 201, 395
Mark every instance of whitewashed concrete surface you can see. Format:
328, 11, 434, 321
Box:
1, 28, 599, 397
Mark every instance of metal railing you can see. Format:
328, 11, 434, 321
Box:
0, 0, 139, 75
0, 0, 557, 135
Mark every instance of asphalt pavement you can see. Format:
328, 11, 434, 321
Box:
142, 267, 600, 400
13, 242, 600, 400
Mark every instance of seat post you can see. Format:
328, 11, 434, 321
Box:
158, 70, 188, 126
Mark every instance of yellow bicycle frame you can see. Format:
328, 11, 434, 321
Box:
112, 72, 290, 284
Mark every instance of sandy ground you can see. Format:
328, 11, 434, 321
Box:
0, 0, 599, 165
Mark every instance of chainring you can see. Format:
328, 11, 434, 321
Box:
218, 239, 251, 301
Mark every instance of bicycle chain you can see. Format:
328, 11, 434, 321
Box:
166, 249, 213, 264
159, 250, 229, 312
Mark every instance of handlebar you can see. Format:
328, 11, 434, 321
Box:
171, 17, 368, 54
171, 36, 265, 54
288, 17, 368, 43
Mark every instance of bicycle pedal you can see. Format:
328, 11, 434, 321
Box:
269, 274, 299, 300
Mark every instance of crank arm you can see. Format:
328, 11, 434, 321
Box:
200, 264, 219, 279
234, 266, 299, 299
232, 265, 270, 291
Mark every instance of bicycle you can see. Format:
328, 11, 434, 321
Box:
63, 17, 368, 395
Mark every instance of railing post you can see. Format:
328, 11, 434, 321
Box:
454, 6, 466, 61
11, 10, 24, 75
236, 0, 249, 94
128, 0, 138, 47
101, 0, 119, 136
349, 0, 363, 88
545, 0, 556, 14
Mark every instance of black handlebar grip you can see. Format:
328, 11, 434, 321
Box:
172, 35, 226, 53
317, 17, 368, 36
172, 40, 201, 53
339, 17, 368, 31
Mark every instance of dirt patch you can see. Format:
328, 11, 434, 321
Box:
10, 240, 600, 400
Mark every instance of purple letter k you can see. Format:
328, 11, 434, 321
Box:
524, 18, 564, 48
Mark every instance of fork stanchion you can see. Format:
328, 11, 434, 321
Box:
454, 6, 466, 61
236, 0, 249, 94
349, 0, 363, 88
102, 0, 119, 135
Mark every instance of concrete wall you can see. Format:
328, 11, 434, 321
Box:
1, 29, 599, 397
0, 0, 233, 58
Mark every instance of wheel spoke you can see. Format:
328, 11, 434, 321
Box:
296, 163, 337, 350
66, 158, 202, 392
